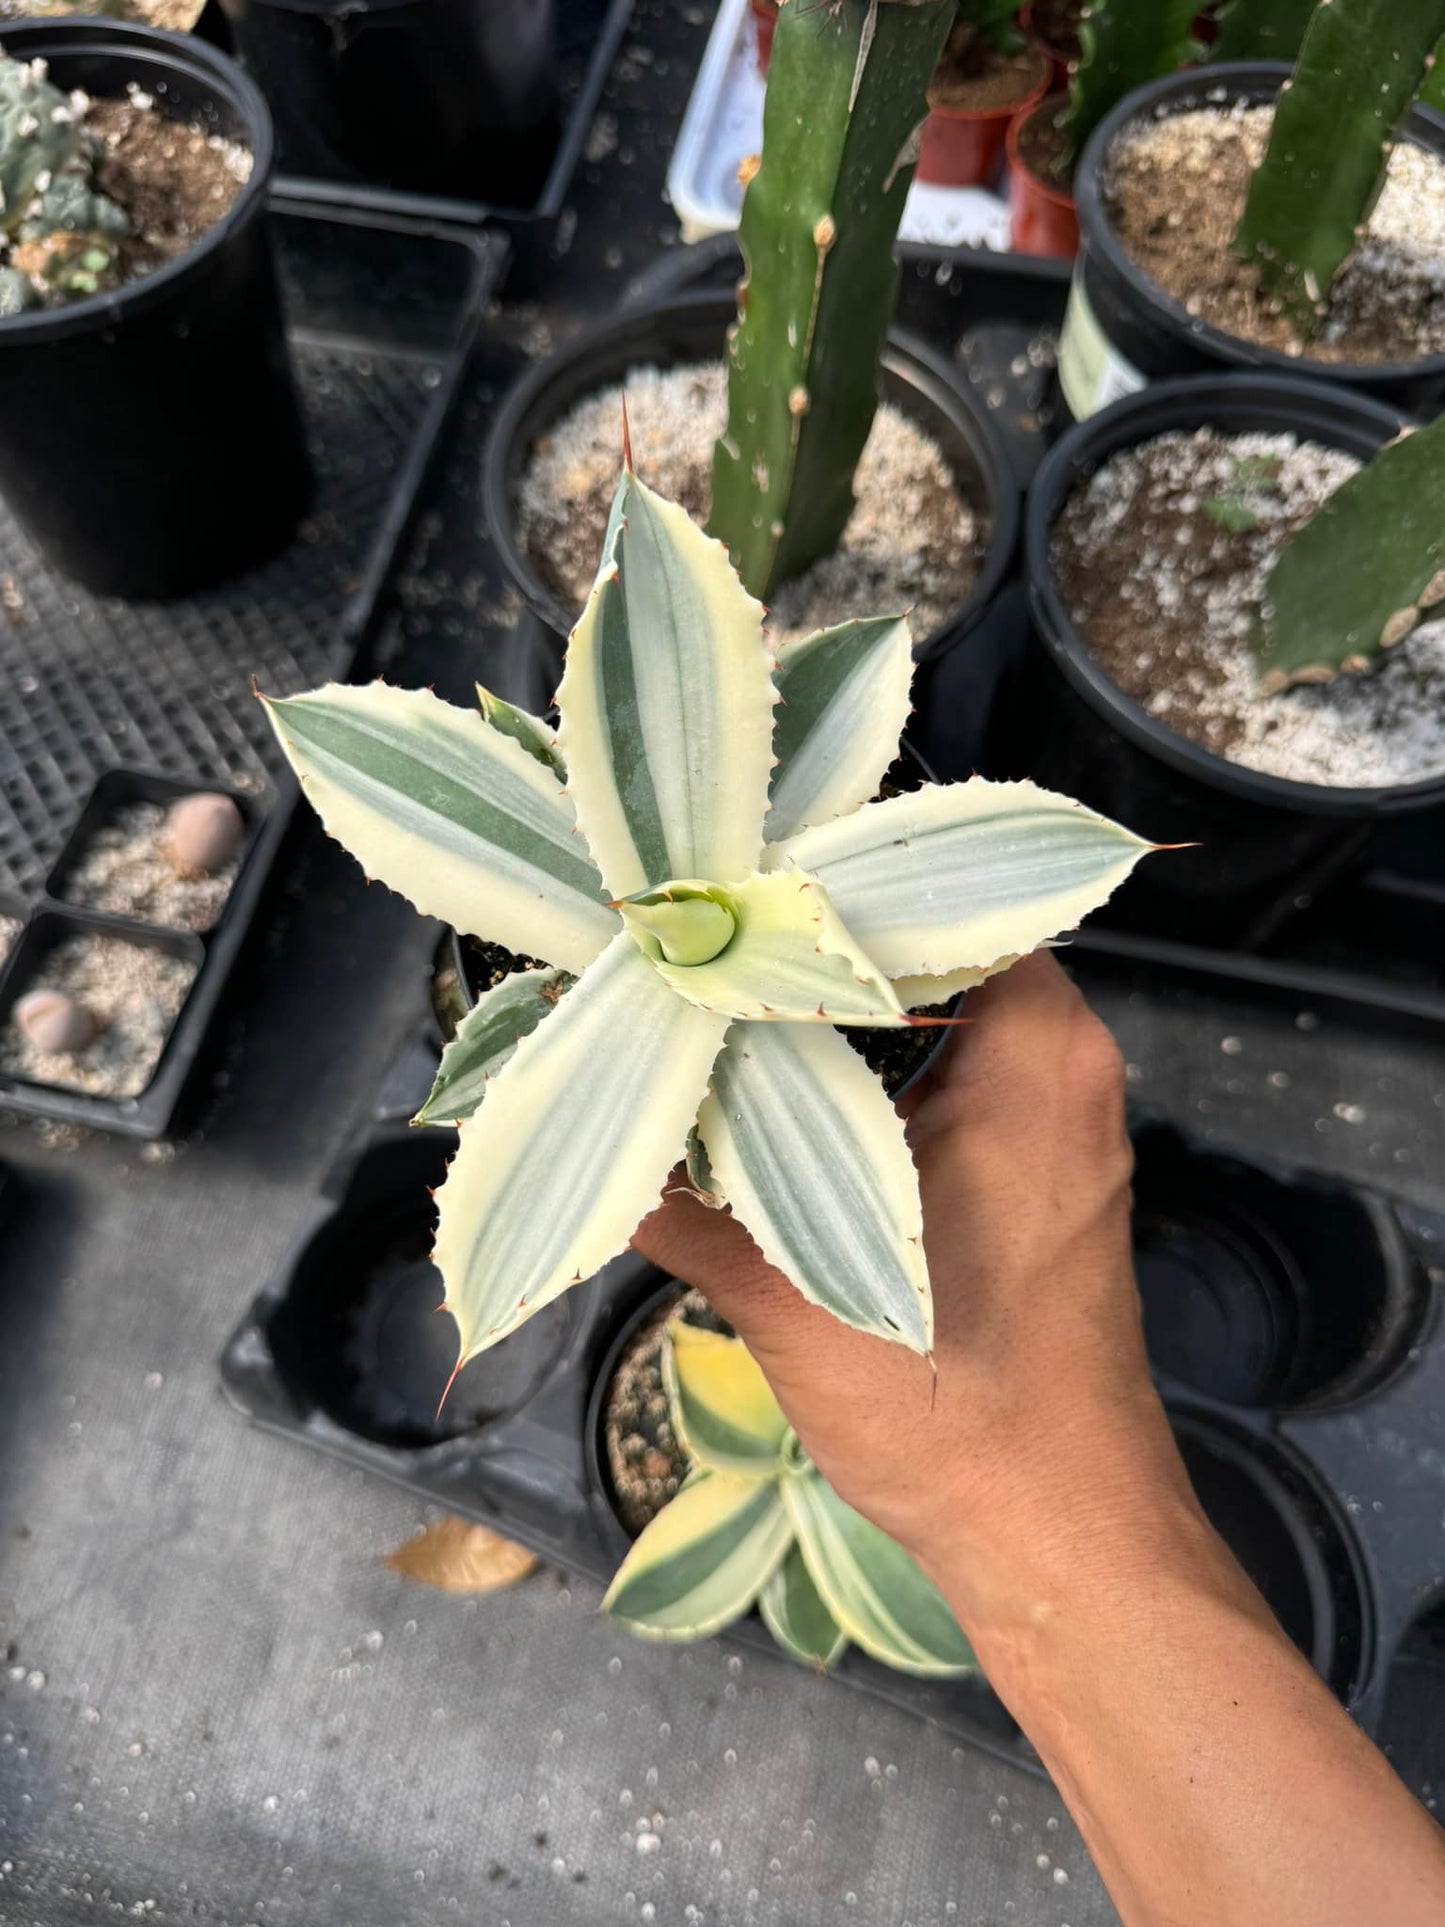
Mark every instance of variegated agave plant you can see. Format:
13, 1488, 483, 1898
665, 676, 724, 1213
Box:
261, 456, 1153, 1382
604, 1318, 973, 1676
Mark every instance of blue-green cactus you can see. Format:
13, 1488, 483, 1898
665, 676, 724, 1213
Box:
0, 50, 127, 306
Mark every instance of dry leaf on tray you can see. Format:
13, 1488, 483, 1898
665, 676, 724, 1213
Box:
384, 1516, 539, 1594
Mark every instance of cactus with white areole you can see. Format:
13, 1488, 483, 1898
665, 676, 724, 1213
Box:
0, 49, 128, 312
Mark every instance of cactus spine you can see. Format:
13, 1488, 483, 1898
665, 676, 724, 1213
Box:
708, 0, 954, 604
1233, 0, 1445, 335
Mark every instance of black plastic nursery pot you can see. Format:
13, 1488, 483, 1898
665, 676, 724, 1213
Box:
1061, 62, 1445, 422
0, 22, 310, 599
994, 374, 1445, 946
481, 291, 1020, 678
219, 0, 557, 201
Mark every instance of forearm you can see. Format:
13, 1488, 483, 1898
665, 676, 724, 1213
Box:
928, 1442, 1445, 1927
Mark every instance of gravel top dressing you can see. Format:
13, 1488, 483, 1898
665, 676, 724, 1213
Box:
517, 362, 980, 648
61, 800, 239, 931
1, 932, 195, 1097
1105, 103, 1445, 366
1052, 427, 1445, 789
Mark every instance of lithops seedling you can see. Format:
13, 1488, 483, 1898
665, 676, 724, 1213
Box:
162, 792, 245, 878
13, 985, 100, 1054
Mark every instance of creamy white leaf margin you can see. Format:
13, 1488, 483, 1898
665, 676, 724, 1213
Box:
697, 1020, 932, 1353
261, 680, 616, 974
556, 467, 777, 899
601, 1470, 792, 1639
765, 616, 913, 843
767, 779, 1153, 977
890, 955, 1022, 1010
433, 931, 729, 1362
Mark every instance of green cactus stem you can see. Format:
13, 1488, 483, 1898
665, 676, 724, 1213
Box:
1210, 0, 1317, 64
708, 0, 954, 604
1423, 34, 1445, 116
1060, 0, 1199, 164
1252, 415, 1445, 692
1233, 0, 1445, 337
0, 50, 128, 305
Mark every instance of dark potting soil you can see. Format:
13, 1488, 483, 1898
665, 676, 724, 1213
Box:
1027, 0, 1084, 62
1104, 105, 1445, 367
603, 1287, 729, 1536
927, 23, 1047, 116
87, 95, 250, 280
1015, 96, 1074, 193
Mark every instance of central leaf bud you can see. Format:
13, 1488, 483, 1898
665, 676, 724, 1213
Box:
618, 881, 739, 968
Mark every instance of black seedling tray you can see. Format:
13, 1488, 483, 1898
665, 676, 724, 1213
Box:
269, 0, 634, 233
0, 203, 505, 1137
219, 1102, 1443, 1799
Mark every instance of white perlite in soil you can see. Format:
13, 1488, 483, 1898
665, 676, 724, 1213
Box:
60, 801, 239, 931
1, 934, 196, 1098
516, 363, 979, 648
0, 915, 19, 966
1055, 429, 1445, 789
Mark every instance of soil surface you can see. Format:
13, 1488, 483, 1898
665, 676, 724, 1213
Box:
603, 1288, 727, 1536
1105, 103, 1445, 366
0, 0, 204, 22
1015, 94, 1073, 192
0, 931, 195, 1097
59, 800, 240, 932
928, 23, 1047, 115
1051, 427, 1445, 788
518, 362, 980, 649
89, 94, 251, 280
1027, 0, 1084, 61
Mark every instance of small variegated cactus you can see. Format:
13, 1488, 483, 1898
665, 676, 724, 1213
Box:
603, 1318, 975, 1676
1233, 0, 1445, 335
1253, 415, 1445, 691
261, 455, 1154, 1378
0, 51, 127, 309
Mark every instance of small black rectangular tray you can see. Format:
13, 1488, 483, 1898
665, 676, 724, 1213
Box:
269, 0, 635, 232
0, 203, 506, 1137
219, 1092, 1443, 1802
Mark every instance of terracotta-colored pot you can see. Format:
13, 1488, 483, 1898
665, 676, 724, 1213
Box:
751, 0, 777, 75
916, 59, 1049, 189
1006, 96, 1079, 258
1019, 2, 1075, 88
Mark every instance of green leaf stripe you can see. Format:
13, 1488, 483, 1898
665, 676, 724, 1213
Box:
602, 1473, 793, 1639
760, 1544, 847, 1669
415, 966, 569, 1125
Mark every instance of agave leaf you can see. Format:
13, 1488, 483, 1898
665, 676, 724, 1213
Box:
1233, 0, 1445, 333
620, 868, 907, 1027
601, 1469, 792, 1639
697, 1021, 932, 1354
414, 966, 570, 1126
556, 466, 776, 900
889, 955, 1022, 1011
767, 780, 1151, 978
432, 931, 729, 1361
784, 1474, 976, 1679
261, 681, 616, 975
1254, 416, 1445, 689
759, 1543, 848, 1670
475, 682, 566, 779
765, 617, 914, 845
663, 1324, 788, 1478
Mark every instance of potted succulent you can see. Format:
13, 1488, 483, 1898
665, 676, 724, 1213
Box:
915, 2, 1050, 190
0, 19, 309, 596
1059, 0, 1445, 417
1007, 0, 1199, 259
995, 371, 1445, 944
264, 455, 1152, 1383
484, 0, 1020, 693
601, 1314, 975, 1675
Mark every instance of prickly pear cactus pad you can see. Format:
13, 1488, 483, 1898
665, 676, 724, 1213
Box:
708, 0, 955, 602
262, 458, 1156, 1381
1233, 0, 1445, 335
601, 1319, 976, 1677
1254, 415, 1445, 692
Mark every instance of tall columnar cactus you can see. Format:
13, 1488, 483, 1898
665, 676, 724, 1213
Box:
1210, 0, 1317, 63
603, 1318, 975, 1676
1233, 0, 1445, 335
1253, 415, 1445, 692
262, 458, 1154, 1380
708, 0, 955, 603
1061, 0, 1199, 163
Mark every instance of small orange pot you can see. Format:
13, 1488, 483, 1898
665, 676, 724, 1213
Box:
750, 0, 777, 75
916, 62, 1049, 189
1006, 98, 1079, 258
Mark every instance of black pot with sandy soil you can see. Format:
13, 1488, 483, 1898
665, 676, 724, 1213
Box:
992, 374, 1445, 945
481, 293, 1019, 689
0, 20, 309, 597
1059, 63, 1445, 423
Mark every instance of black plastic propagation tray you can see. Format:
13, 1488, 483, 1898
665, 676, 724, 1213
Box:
0, 204, 505, 1139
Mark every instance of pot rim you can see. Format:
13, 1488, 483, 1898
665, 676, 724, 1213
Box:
1006, 89, 1074, 206
480, 288, 1020, 665
924, 46, 1050, 129
1073, 59, 1445, 389
1024, 371, 1445, 817
0, 20, 274, 344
